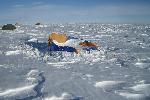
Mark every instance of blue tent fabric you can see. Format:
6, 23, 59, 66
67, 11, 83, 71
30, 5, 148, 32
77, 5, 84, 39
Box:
82, 47, 98, 51
49, 42, 76, 52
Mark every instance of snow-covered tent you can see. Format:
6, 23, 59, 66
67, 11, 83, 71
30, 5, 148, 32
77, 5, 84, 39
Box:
48, 32, 79, 54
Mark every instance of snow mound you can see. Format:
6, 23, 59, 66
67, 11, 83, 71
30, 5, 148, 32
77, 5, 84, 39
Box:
118, 92, 145, 99
0, 51, 3, 55
44, 93, 72, 100
130, 84, 150, 96
134, 59, 150, 69
0, 69, 45, 99
26, 70, 43, 84
44, 92, 83, 100
0, 84, 36, 99
21, 44, 40, 59
117, 84, 150, 99
94, 81, 124, 92
5, 50, 21, 56
28, 38, 38, 42
47, 61, 75, 67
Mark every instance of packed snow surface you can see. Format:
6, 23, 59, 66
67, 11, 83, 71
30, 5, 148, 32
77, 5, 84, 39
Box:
0, 23, 150, 100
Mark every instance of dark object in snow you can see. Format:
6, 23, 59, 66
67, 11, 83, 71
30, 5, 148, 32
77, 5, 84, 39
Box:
35, 23, 41, 25
79, 40, 99, 49
15, 23, 19, 26
2, 24, 16, 30
124, 35, 128, 38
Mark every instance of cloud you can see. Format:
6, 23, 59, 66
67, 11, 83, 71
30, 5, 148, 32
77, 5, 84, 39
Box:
12, 4, 24, 8
32, 1, 43, 6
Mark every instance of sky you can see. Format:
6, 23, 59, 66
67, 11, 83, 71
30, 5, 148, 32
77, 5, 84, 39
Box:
0, 0, 150, 24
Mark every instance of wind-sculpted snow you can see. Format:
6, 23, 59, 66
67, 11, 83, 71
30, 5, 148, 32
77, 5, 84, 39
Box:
5, 50, 21, 56
0, 84, 36, 99
94, 81, 125, 92
0, 70, 45, 100
0, 23, 150, 100
44, 92, 83, 100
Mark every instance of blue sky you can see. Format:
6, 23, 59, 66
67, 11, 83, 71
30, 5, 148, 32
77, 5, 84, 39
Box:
0, 0, 150, 24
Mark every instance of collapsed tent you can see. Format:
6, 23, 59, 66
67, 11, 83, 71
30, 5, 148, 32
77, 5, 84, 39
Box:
79, 40, 99, 51
48, 32, 68, 44
48, 32, 100, 54
48, 32, 79, 54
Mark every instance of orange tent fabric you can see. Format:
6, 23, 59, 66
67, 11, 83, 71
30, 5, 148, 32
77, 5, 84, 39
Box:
79, 41, 99, 48
48, 32, 68, 43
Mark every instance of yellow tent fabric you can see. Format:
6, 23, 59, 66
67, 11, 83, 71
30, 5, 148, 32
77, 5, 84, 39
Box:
48, 32, 68, 43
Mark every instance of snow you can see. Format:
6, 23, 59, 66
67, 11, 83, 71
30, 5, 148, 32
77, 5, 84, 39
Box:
118, 92, 145, 99
85, 74, 94, 78
47, 61, 76, 65
0, 84, 36, 98
130, 84, 150, 96
94, 81, 124, 91
0, 23, 150, 100
115, 83, 150, 99
5, 50, 21, 56
135, 62, 144, 66
28, 38, 38, 42
44, 93, 73, 100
